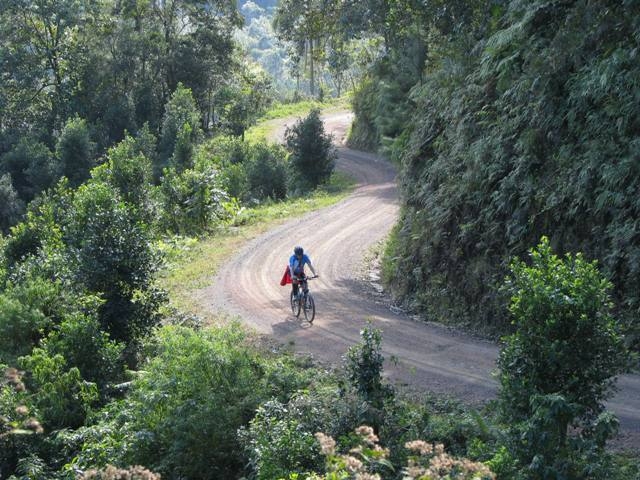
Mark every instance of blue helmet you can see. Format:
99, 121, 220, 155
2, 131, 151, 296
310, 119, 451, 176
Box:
294, 246, 303, 256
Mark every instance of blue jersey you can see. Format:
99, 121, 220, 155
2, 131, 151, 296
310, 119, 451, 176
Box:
289, 254, 311, 275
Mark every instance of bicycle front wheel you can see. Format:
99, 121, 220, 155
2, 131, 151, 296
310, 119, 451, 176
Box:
303, 294, 315, 323
290, 291, 301, 317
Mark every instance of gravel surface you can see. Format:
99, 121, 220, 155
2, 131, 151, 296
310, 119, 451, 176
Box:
198, 112, 640, 452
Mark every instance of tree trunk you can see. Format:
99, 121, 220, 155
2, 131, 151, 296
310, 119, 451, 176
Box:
309, 39, 315, 97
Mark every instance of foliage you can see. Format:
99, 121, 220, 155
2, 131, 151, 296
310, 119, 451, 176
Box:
0, 277, 61, 365
376, 0, 640, 342
97, 136, 154, 210
0, 138, 59, 203
241, 398, 325, 480
56, 116, 96, 188
0, 174, 25, 233
42, 311, 125, 391
158, 165, 228, 235
302, 426, 494, 480
285, 109, 337, 192
0, 0, 257, 228
19, 350, 99, 430
64, 181, 162, 346
217, 59, 274, 139
70, 325, 317, 479
158, 84, 202, 172
244, 143, 288, 201
204, 137, 288, 202
498, 238, 633, 477
0, 367, 44, 479
499, 237, 632, 423
80, 465, 161, 480
345, 325, 394, 416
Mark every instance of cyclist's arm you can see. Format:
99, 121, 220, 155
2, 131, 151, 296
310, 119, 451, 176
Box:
307, 261, 317, 277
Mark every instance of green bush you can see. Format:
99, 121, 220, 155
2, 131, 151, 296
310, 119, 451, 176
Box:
345, 324, 394, 422
43, 311, 125, 391
241, 398, 324, 480
158, 165, 228, 235
158, 84, 201, 172
96, 136, 153, 211
0, 137, 59, 202
203, 137, 288, 203
107, 325, 292, 479
64, 181, 162, 347
57, 116, 95, 188
285, 109, 336, 193
381, 1, 640, 341
0, 278, 56, 364
498, 237, 633, 477
20, 350, 99, 430
0, 366, 45, 479
244, 143, 288, 201
499, 237, 632, 423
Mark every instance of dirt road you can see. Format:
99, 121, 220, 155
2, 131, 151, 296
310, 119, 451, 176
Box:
200, 112, 640, 449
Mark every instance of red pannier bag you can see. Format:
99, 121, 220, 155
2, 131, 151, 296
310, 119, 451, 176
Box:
280, 266, 292, 286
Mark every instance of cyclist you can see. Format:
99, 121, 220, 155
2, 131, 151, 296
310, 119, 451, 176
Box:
289, 246, 317, 299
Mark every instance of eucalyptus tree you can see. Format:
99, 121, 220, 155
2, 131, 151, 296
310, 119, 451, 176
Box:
0, 0, 100, 145
274, 0, 341, 96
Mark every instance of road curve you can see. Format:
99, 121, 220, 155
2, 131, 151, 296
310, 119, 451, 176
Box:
199, 112, 640, 449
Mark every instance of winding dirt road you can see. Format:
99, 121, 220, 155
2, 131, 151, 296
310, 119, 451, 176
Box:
199, 112, 640, 449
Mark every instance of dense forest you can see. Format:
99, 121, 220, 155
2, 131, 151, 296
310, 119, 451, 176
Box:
1, 0, 639, 479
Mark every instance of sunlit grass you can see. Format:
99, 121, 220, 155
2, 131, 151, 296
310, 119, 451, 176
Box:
244, 96, 351, 143
262, 96, 350, 120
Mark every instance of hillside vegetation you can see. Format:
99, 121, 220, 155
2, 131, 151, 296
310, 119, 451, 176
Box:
337, 1, 640, 344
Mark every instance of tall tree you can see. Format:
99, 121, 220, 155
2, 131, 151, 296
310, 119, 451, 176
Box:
0, 0, 99, 141
274, 0, 339, 96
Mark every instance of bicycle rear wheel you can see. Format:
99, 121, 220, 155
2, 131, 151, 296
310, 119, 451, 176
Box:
303, 294, 315, 323
290, 291, 301, 317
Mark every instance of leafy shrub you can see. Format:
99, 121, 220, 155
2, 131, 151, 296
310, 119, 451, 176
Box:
20, 350, 99, 430
498, 237, 633, 477
285, 109, 336, 193
57, 116, 95, 187
0, 278, 57, 364
382, 1, 640, 341
345, 324, 394, 428
43, 311, 125, 391
158, 165, 228, 235
204, 137, 288, 202
64, 181, 163, 347
0, 137, 59, 202
0, 367, 44, 480
96, 136, 153, 211
244, 143, 288, 201
106, 325, 291, 479
158, 84, 201, 172
0, 179, 70, 273
302, 426, 495, 480
241, 399, 324, 480
499, 237, 632, 424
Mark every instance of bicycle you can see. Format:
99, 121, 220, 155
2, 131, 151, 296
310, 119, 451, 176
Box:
290, 275, 317, 323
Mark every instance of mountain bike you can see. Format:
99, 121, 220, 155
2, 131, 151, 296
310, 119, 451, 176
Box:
290, 275, 317, 323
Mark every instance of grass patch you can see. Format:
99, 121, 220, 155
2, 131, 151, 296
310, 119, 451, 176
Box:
159, 171, 355, 316
262, 96, 350, 120
245, 97, 351, 143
